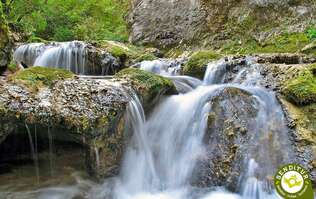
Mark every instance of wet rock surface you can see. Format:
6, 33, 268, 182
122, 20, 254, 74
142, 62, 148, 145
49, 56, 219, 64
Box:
0, 67, 178, 179
193, 87, 259, 191
259, 61, 316, 183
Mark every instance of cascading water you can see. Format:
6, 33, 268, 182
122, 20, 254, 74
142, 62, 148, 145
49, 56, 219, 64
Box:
14, 41, 87, 74
33, 42, 87, 74
0, 57, 298, 199
109, 57, 294, 199
13, 41, 120, 75
136, 59, 202, 93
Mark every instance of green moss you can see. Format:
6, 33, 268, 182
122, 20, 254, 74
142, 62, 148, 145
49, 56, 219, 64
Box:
108, 45, 131, 59
0, 2, 10, 68
283, 64, 316, 105
7, 61, 18, 72
96, 40, 158, 65
10, 66, 75, 90
183, 50, 222, 79
115, 68, 177, 106
134, 53, 157, 62
221, 32, 311, 55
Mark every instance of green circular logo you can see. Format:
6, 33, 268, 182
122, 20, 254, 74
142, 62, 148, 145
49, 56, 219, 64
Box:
274, 164, 314, 199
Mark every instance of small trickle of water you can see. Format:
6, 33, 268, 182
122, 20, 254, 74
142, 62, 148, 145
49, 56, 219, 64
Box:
25, 123, 40, 184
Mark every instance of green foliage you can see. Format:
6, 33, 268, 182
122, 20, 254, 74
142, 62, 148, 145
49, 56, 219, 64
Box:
183, 50, 221, 79
7, 61, 17, 72
222, 32, 310, 55
283, 64, 316, 105
6, 0, 129, 42
306, 27, 316, 40
11, 66, 75, 90
134, 53, 157, 62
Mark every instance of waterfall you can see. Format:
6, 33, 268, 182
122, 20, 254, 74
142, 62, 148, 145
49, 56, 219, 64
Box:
111, 58, 294, 199
13, 43, 46, 66
137, 59, 202, 93
0, 58, 297, 199
14, 41, 87, 74
34, 42, 87, 74
14, 41, 120, 75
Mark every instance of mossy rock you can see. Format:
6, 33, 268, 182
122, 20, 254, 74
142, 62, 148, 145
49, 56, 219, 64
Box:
221, 32, 311, 55
94, 40, 157, 65
134, 53, 157, 62
183, 50, 222, 79
115, 68, 177, 109
10, 66, 75, 91
282, 64, 316, 105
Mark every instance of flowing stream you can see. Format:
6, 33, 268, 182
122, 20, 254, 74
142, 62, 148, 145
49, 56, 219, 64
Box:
0, 57, 296, 199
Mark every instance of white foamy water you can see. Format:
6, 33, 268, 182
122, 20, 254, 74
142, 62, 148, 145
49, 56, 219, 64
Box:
14, 41, 87, 74
1, 58, 294, 199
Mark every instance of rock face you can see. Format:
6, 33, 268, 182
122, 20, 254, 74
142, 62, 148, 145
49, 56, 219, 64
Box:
128, 0, 315, 48
0, 2, 11, 73
261, 62, 316, 182
0, 78, 129, 178
0, 67, 177, 179
192, 87, 259, 190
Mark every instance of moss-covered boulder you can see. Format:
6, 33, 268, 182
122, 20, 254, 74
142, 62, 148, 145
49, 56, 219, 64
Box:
282, 64, 316, 105
0, 2, 11, 72
94, 40, 158, 67
183, 50, 221, 79
115, 68, 177, 110
9, 66, 75, 91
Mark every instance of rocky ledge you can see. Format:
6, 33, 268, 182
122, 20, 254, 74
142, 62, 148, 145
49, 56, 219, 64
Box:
0, 66, 176, 179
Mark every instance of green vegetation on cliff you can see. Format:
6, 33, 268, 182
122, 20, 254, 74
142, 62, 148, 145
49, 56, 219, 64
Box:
283, 64, 316, 105
183, 50, 221, 79
96, 40, 158, 65
221, 32, 312, 55
10, 66, 75, 90
0, 1, 11, 68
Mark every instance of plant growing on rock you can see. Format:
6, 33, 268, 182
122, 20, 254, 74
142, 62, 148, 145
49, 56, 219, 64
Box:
283, 64, 316, 105
9, 66, 75, 91
114, 68, 177, 110
183, 50, 221, 79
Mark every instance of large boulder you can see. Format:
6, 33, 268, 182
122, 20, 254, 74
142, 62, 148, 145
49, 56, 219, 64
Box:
192, 87, 260, 190
0, 66, 177, 178
0, 76, 129, 179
